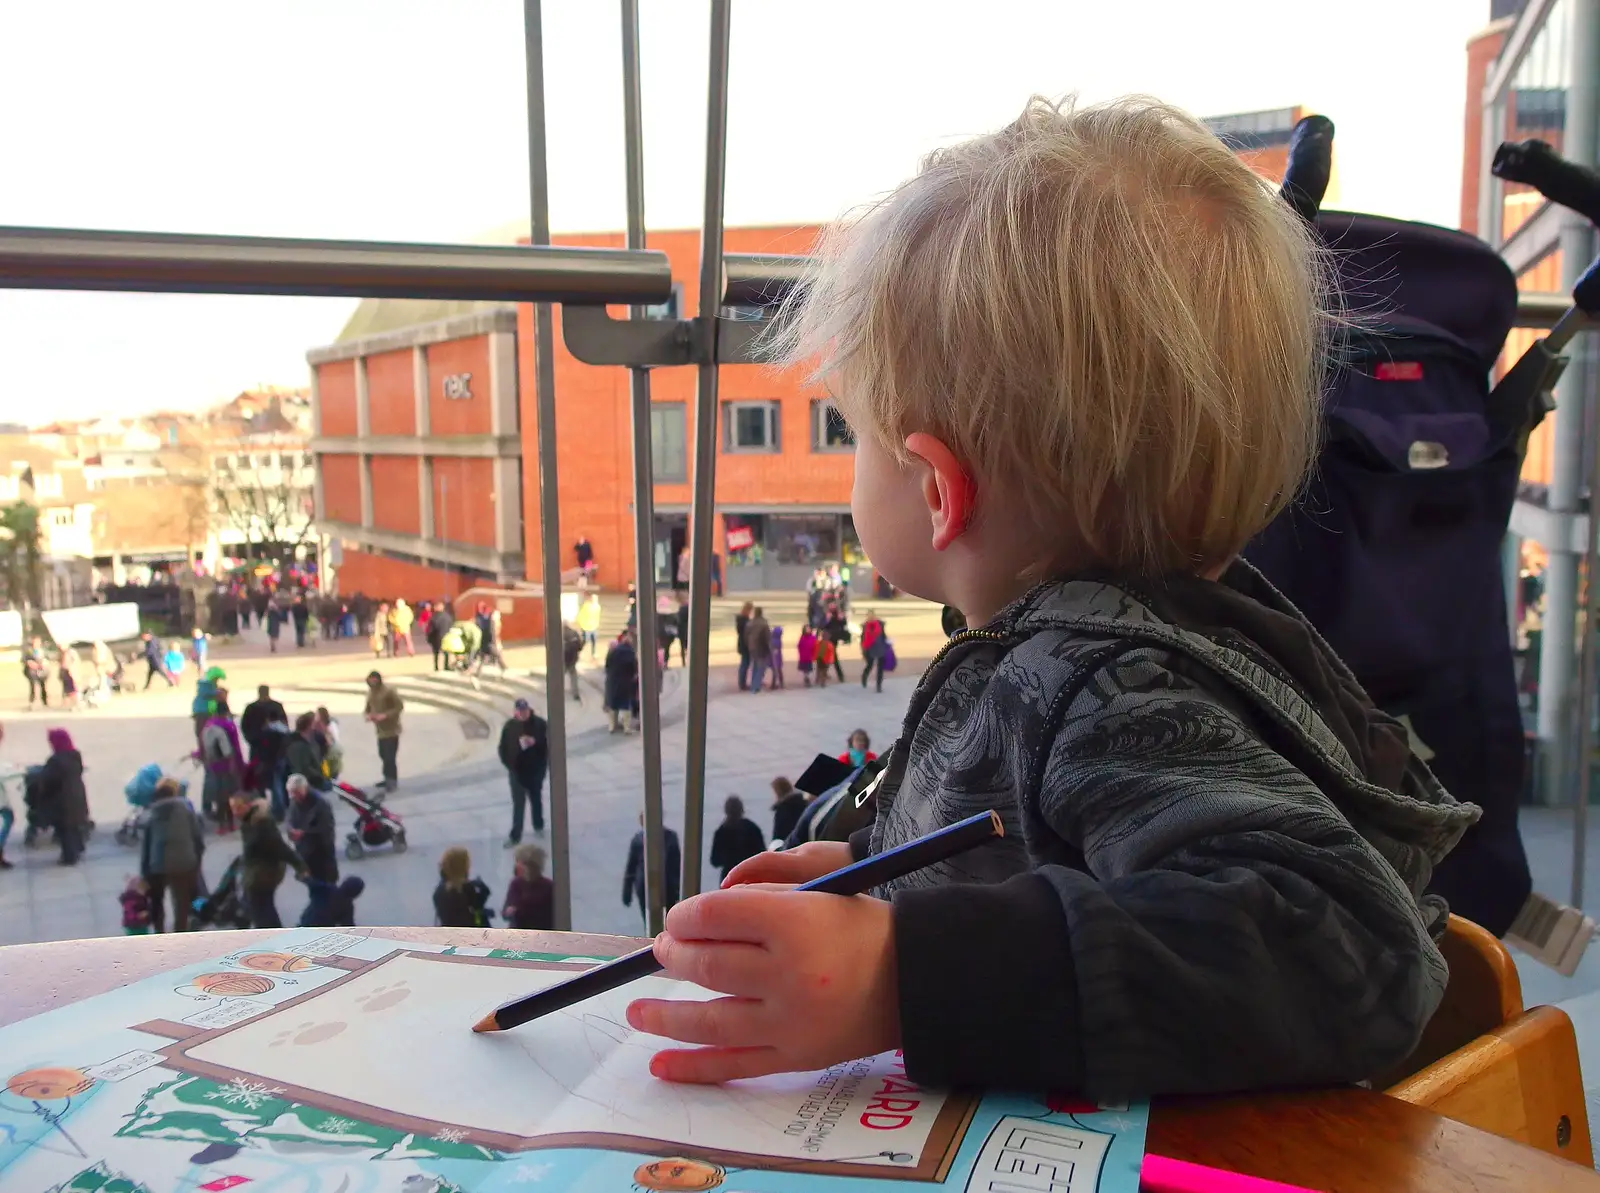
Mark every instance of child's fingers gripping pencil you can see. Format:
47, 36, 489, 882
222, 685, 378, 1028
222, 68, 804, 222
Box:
471, 811, 1003, 1034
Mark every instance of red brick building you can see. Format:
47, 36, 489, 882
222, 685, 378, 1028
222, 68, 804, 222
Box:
311, 108, 1313, 616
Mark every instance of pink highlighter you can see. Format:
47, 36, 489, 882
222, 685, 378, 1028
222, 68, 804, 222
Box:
1142, 1154, 1321, 1193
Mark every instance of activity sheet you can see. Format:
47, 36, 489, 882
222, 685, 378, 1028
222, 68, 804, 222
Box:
0, 929, 1148, 1193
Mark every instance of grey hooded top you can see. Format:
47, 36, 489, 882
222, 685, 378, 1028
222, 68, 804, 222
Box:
862, 561, 1480, 1099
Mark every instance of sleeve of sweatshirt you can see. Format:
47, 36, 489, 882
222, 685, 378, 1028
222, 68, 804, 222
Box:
891, 647, 1447, 1100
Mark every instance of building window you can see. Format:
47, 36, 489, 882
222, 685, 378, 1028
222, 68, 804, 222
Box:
769, 514, 839, 565
719, 304, 765, 322
235, 454, 250, 469
643, 283, 683, 321
302, 451, 315, 468
650, 402, 688, 482
722, 401, 781, 453
216, 458, 232, 473
811, 400, 855, 451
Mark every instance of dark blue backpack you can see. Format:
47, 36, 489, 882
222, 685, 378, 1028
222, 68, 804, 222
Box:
1245, 211, 1536, 936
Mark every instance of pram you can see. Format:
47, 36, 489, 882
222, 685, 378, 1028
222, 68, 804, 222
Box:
20, 764, 94, 848
115, 760, 193, 847
192, 855, 251, 930
438, 621, 481, 673
1245, 120, 1600, 939
334, 779, 408, 859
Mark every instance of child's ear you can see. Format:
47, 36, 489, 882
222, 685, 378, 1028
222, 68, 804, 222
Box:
904, 432, 975, 551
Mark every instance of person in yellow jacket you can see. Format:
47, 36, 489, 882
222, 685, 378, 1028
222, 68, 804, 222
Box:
576, 592, 602, 660
389, 598, 415, 657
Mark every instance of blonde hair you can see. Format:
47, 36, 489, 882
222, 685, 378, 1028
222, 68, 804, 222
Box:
777, 95, 1334, 573
514, 843, 546, 877
439, 846, 470, 887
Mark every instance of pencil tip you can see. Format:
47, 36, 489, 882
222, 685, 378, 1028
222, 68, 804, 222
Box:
471, 1013, 500, 1034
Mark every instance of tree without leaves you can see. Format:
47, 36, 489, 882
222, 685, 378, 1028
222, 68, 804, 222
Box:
213, 471, 313, 559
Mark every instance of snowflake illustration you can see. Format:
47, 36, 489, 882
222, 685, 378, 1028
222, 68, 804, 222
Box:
433, 1126, 469, 1143
203, 1078, 286, 1110
509, 1163, 554, 1184
316, 1116, 359, 1134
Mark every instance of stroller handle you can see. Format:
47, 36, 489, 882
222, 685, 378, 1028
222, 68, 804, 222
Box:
1492, 140, 1600, 230
1278, 114, 1335, 225
1493, 139, 1600, 320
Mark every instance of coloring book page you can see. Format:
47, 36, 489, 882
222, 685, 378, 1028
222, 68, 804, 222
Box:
0, 929, 1149, 1193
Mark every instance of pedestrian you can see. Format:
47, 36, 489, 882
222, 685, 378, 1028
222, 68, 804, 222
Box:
769, 624, 786, 689
363, 670, 404, 792
37, 727, 88, 865
196, 693, 244, 832
838, 728, 877, 768
433, 846, 492, 927
734, 601, 754, 691
426, 600, 453, 670
301, 874, 365, 928
285, 773, 338, 885
265, 596, 284, 654
240, 684, 289, 818
658, 604, 679, 668
603, 631, 640, 734
709, 795, 766, 883
561, 623, 583, 702
192, 665, 226, 743
140, 776, 204, 932
675, 593, 690, 663
770, 776, 807, 845
503, 842, 555, 930
22, 637, 49, 708
574, 534, 595, 581
189, 626, 209, 678
140, 631, 175, 688
577, 592, 602, 659
822, 604, 849, 683
475, 602, 507, 675
232, 792, 304, 928
285, 712, 328, 792
745, 606, 772, 693
58, 647, 80, 711
93, 639, 124, 694
498, 698, 548, 846
292, 592, 310, 648
814, 634, 836, 688
390, 598, 415, 657
622, 814, 681, 924
860, 610, 887, 692
370, 601, 390, 657
796, 625, 818, 687
119, 876, 153, 935
163, 639, 185, 683
315, 706, 344, 780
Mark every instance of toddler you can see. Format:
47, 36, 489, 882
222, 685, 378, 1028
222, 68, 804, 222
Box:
796, 626, 818, 686
120, 876, 152, 935
627, 96, 1477, 1099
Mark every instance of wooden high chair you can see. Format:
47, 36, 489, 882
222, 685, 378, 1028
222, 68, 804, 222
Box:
1382, 914, 1594, 1166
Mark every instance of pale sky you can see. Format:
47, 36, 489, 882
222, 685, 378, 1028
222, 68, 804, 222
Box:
0, 0, 1493, 423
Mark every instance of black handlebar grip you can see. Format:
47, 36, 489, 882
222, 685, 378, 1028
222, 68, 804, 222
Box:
1492, 139, 1600, 228
1279, 114, 1336, 225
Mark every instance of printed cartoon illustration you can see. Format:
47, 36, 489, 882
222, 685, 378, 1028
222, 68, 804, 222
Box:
0, 931, 1150, 1193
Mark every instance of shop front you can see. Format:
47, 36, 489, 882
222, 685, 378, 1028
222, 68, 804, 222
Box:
721, 510, 874, 593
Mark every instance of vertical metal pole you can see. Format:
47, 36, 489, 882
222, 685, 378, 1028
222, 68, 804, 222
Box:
523, 0, 572, 930
1566, 0, 1600, 903
680, 0, 732, 901
621, 0, 666, 936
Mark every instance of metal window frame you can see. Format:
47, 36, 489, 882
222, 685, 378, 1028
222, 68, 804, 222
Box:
649, 401, 689, 483
810, 398, 855, 453
722, 399, 781, 453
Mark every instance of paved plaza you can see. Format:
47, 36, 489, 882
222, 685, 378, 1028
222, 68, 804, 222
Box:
0, 592, 944, 945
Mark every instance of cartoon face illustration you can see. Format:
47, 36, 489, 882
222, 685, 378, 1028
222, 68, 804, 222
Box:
635, 1158, 725, 1191
236, 952, 316, 974
190, 972, 275, 997
6, 1067, 93, 1101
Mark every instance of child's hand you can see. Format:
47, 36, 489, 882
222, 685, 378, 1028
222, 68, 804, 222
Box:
721, 840, 853, 887
626, 886, 899, 1083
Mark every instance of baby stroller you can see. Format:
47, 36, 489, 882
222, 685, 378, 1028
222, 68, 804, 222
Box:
335, 779, 408, 859
115, 761, 192, 847
192, 856, 251, 930
18, 765, 90, 847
